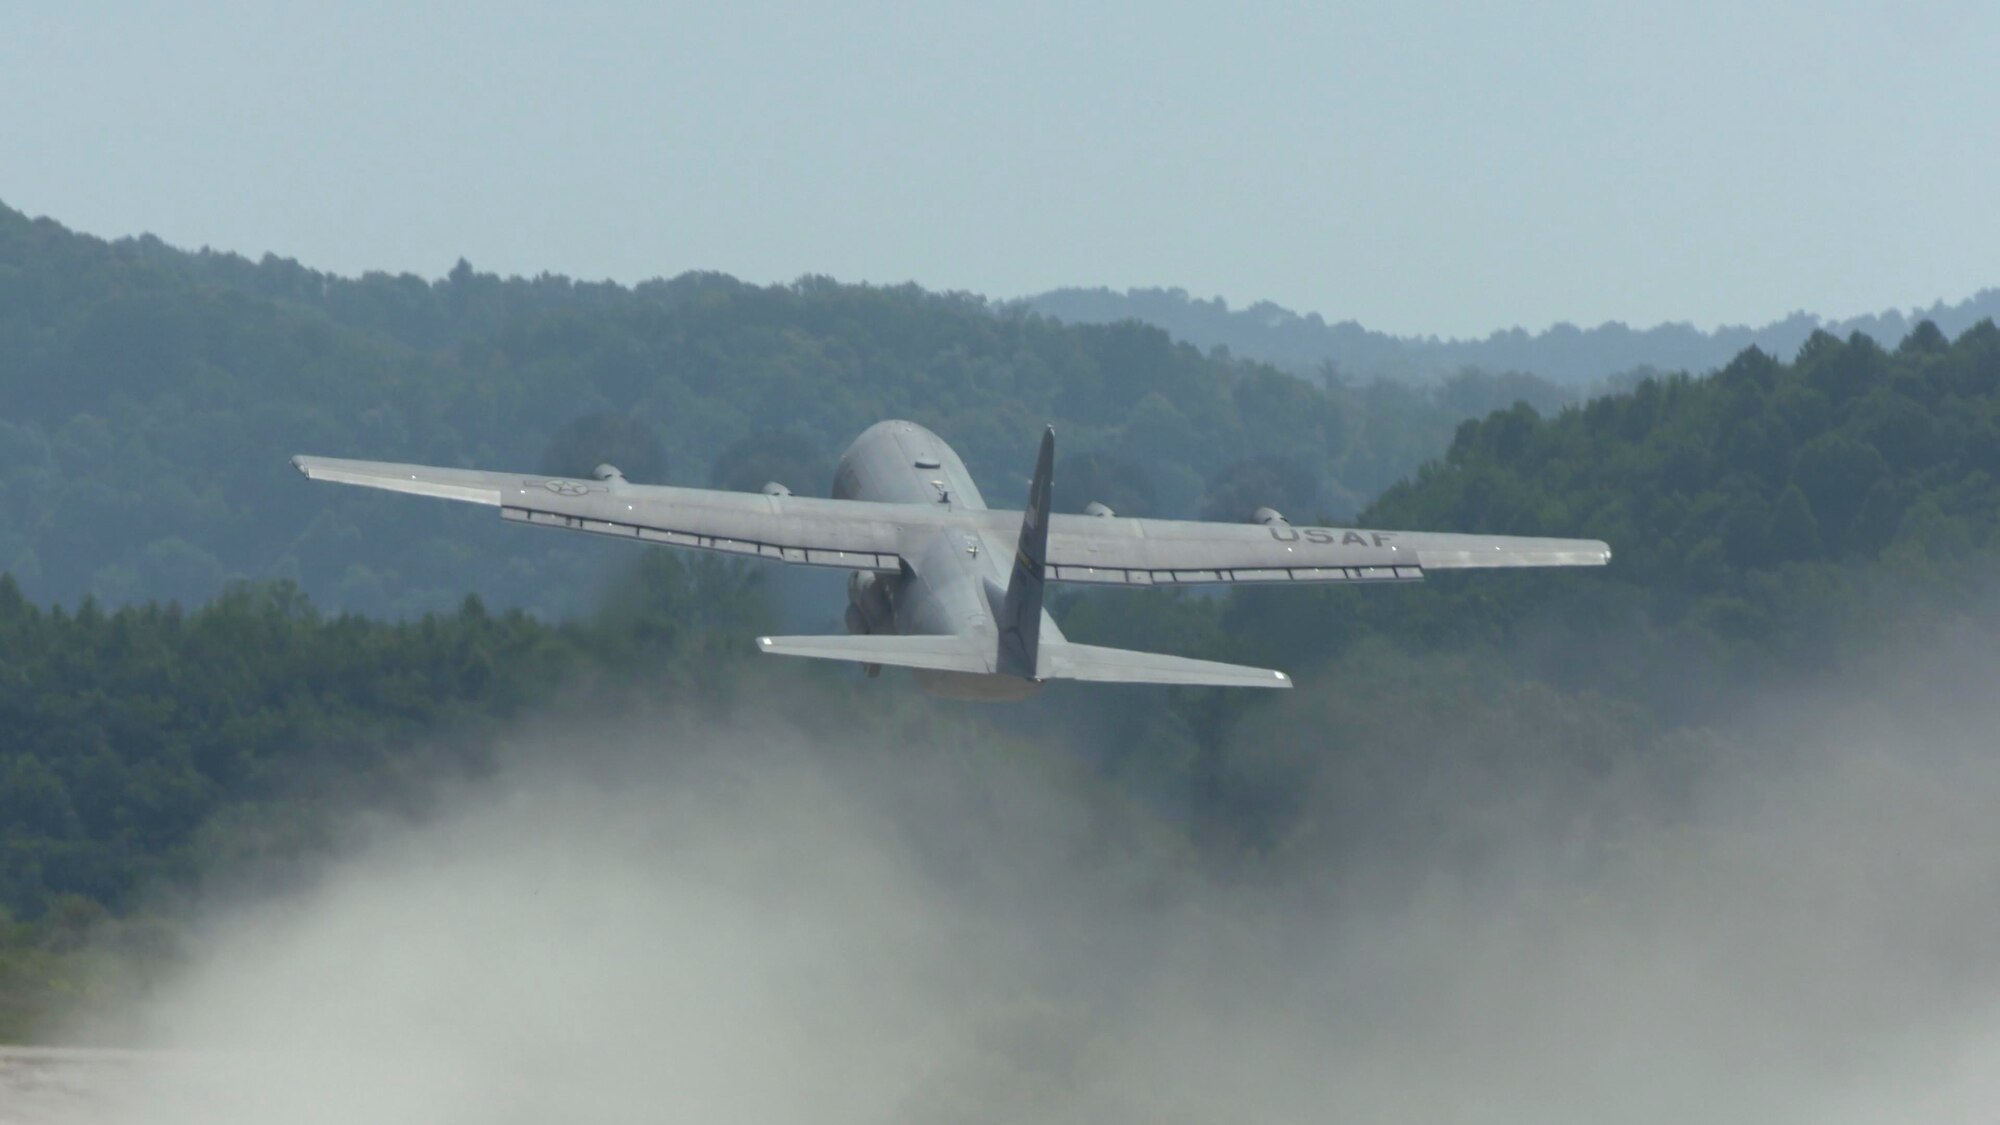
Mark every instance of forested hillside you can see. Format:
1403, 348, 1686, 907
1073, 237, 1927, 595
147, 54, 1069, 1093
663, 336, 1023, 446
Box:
0, 552, 791, 1035
9, 307, 1996, 927
1059, 319, 2000, 725
1025, 285, 2000, 386
0, 551, 774, 920
0, 203, 1555, 618
7, 199, 2000, 1041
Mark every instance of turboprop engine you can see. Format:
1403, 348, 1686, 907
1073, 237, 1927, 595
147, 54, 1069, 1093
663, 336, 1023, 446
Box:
845, 570, 895, 636
843, 570, 900, 679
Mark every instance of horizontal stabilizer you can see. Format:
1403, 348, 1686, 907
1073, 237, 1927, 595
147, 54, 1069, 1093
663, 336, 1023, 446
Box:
1038, 642, 1292, 689
755, 633, 993, 674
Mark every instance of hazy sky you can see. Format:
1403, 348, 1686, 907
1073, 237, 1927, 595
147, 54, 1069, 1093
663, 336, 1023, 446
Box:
5, 2, 1996, 337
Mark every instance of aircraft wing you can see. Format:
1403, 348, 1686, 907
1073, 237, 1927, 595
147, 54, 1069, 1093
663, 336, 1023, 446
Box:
1025, 512, 1610, 587
292, 456, 910, 572
293, 455, 1610, 586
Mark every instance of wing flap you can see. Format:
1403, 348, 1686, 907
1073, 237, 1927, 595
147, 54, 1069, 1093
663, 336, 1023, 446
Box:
500, 507, 899, 571
1046, 562, 1425, 587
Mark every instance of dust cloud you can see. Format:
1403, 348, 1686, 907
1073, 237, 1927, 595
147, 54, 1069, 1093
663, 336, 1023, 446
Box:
64, 639, 2000, 1123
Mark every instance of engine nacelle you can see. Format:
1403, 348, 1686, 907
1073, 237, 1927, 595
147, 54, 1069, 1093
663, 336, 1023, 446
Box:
846, 570, 895, 634
1252, 507, 1289, 527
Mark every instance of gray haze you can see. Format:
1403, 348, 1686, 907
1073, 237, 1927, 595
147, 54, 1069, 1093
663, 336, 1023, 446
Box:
1026, 285, 2000, 384
4, 2, 1998, 337
24, 627, 2000, 1123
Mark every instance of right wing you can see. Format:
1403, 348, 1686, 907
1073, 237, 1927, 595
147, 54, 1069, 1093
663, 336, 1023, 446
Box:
292, 456, 913, 572
1029, 512, 1609, 587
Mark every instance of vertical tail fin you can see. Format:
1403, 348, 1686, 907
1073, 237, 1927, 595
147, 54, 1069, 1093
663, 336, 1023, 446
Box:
998, 426, 1055, 679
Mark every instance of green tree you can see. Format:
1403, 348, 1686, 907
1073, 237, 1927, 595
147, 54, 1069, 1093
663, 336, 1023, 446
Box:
540, 413, 668, 483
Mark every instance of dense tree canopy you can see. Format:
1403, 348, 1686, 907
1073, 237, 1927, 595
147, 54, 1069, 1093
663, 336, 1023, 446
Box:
0, 554, 777, 920
1140, 320, 2000, 721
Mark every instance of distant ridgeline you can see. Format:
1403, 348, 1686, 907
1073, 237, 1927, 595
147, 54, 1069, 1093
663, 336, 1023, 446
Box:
3, 199, 1996, 624
1, 202, 1570, 617
1021, 286, 2000, 387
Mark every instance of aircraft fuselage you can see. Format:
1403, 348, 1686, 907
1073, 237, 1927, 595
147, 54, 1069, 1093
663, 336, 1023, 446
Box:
832, 420, 1058, 700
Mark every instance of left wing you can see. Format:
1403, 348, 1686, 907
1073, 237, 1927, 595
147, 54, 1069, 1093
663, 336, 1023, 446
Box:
1007, 512, 1609, 587
293, 456, 912, 572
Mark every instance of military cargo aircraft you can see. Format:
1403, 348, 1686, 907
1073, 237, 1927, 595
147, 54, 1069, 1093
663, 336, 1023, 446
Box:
295, 420, 1609, 700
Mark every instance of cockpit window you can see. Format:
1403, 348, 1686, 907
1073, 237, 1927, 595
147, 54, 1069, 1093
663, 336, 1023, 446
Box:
913, 455, 942, 469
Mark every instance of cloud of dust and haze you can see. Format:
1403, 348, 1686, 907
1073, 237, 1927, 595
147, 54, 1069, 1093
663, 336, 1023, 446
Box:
85, 636, 2000, 1124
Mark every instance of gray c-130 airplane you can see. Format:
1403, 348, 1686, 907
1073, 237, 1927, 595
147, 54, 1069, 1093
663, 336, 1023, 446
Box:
295, 420, 1609, 700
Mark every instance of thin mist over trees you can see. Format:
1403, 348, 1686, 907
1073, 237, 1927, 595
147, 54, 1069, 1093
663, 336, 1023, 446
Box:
4, 200, 2000, 1046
